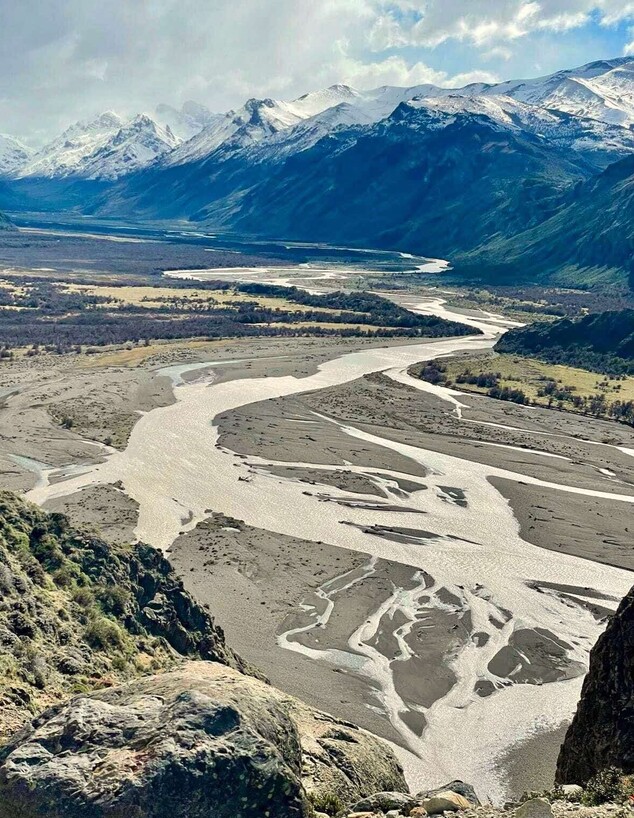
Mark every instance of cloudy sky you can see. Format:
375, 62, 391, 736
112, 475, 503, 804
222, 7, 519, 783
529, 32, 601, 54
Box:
3, 0, 634, 142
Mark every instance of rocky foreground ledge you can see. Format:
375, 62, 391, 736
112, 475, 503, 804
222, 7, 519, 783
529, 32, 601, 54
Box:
0, 661, 405, 818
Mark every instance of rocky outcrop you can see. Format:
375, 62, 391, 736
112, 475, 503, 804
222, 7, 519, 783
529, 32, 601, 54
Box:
0, 661, 406, 818
556, 584, 634, 784
0, 491, 256, 741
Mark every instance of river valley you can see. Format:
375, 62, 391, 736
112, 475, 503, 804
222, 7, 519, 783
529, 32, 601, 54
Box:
2, 264, 629, 803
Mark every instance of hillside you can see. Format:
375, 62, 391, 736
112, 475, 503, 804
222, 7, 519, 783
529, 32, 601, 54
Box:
458, 154, 634, 288
495, 310, 634, 374
0, 490, 253, 740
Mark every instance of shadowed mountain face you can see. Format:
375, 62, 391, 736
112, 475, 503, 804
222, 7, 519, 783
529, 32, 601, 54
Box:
557, 584, 634, 784
457, 154, 634, 289
94, 106, 589, 256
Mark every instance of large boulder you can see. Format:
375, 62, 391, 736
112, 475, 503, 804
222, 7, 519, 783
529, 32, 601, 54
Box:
556, 584, 634, 784
419, 791, 471, 814
0, 661, 406, 818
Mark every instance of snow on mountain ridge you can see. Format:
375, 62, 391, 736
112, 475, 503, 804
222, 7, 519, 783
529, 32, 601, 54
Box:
10, 56, 634, 180
0, 134, 33, 177
17, 111, 180, 180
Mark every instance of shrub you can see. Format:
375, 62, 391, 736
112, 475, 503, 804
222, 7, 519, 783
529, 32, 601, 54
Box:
84, 616, 127, 652
308, 791, 345, 817
72, 586, 95, 608
97, 585, 130, 616
52, 563, 81, 588
582, 767, 628, 805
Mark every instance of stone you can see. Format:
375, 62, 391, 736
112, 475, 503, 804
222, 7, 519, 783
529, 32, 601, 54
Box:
410, 809, 429, 817
515, 798, 554, 818
0, 661, 406, 818
351, 791, 419, 813
557, 583, 634, 784
347, 813, 379, 818
417, 780, 480, 806
561, 784, 583, 798
420, 791, 471, 814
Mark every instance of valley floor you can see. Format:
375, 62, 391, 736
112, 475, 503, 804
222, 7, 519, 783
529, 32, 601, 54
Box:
2, 278, 634, 803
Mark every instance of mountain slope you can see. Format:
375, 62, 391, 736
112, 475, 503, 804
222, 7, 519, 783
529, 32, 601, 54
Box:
0, 134, 32, 177
159, 104, 587, 259
458, 153, 634, 287
17, 112, 179, 180
479, 58, 634, 126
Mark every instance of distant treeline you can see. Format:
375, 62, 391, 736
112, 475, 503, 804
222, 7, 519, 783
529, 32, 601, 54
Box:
496, 309, 634, 375
0, 275, 474, 349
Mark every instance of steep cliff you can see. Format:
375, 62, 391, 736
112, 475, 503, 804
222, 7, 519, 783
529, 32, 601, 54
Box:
556, 585, 634, 784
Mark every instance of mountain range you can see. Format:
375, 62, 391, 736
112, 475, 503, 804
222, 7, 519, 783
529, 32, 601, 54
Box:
3, 57, 634, 288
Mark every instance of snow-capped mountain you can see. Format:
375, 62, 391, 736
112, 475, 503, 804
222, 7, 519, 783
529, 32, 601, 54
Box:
12, 56, 634, 182
479, 58, 634, 127
17, 112, 125, 179
16, 112, 179, 180
406, 93, 634, 166
161, 92, 359, 167
155, 101, 219, 141
0, 134, 33, 177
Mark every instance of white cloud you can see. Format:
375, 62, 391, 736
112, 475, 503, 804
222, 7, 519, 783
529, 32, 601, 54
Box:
1, 0, 634, 140
369, 0, 634, 48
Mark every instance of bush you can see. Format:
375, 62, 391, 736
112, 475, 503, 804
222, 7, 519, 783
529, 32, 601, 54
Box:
308, 792, 345, 817
72, 586, 95, 608
582, 767, 628, 805
84, 616, 127, 652
52, 562, 82, 588
98, 585, 130, 616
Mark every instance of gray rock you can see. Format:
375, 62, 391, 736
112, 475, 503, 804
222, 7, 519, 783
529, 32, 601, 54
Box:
515, 798, 554, 818
0, 661, 406, 818
417, 780, 481, 806
561, 784, 583, 798
351, 791, 419, 812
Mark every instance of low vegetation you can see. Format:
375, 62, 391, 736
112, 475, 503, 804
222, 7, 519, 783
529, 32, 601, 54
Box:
0, 491, 252, 742
0, 273, 473, 350
496, 309, 634, 374
412, 353, 634, 426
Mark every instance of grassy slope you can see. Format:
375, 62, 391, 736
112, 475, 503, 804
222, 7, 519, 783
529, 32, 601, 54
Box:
435, 352, 634, 407
0, 491, 255, 742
